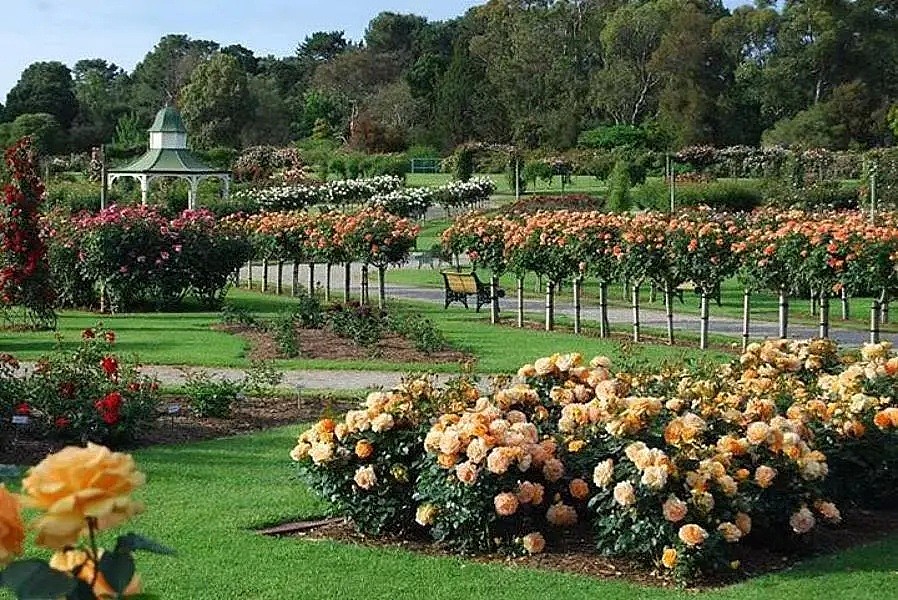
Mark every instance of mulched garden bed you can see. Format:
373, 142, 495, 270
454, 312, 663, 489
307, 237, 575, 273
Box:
261, 509, 898, 589
215, 323, 471, 364
2, 394, 353, 467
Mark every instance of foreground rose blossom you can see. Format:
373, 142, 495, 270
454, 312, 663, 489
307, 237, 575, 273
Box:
0, 484, 24, 565
415, 504, 438, 526
661, 547, 678, 569
678, 524, 709, 547
522, 532, 546, 554
494, 492, 519, 516
21, 443, 145, 549
353, 465, 377, 490
50, 548, 142, 598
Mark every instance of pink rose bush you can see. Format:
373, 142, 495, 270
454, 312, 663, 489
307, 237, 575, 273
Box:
46, 205, 252, 311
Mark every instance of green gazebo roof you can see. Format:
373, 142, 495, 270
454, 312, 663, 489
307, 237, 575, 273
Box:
149, 106, 187, 133
108, 148, 228, 175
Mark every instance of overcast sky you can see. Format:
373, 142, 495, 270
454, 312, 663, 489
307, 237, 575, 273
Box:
1, 0, 749, 100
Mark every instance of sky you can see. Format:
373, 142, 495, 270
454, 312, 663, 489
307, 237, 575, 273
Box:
1, 0, 748, 100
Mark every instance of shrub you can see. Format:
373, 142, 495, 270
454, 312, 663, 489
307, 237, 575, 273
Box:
292, 377, 445, 535
294, 293, 324, 329
632, 180, 762, 212
453, 146, 475, 182
48, 206, 252, 312
325, 302, 387, 348
289, 340, 898, 582
577, 125, 648, 150
182, 370, 243, 418
2, 326, 160, 446
607, 160, 632, 213
388, 313, 448, 353
270, 310, 301, 358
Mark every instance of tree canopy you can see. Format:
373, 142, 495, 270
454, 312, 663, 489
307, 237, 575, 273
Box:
3, 1, 898, 154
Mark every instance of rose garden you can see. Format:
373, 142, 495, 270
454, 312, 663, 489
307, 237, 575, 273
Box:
1, 131, 898, 599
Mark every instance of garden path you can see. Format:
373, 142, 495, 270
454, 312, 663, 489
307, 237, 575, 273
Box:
240, 262, 898, 349
139, 365, 451, 391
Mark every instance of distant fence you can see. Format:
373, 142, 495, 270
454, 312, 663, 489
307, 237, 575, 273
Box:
410, 158, 441, 174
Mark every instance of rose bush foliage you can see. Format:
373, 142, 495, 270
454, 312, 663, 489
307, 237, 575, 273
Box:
294, 341, 898, 581
0, 326, 159, 446
46, 205, 251, 311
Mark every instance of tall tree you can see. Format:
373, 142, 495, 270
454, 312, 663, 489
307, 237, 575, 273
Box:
242, 74, 291, 145
130, 35, 219, 120
590, 1, 673, 125
222, 44, 259, 75
179, 53, 252, 148
71, 59, 130, 148
297, 31, 351, 65
5, 62, 77, 128
365, 12, 428, 69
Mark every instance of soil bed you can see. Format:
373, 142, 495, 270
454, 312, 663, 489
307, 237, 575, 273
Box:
3, 394, 352, 466
216, 324, 471, 364
263, 509, 898, 589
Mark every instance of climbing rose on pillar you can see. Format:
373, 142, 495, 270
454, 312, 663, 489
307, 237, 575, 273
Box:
0, 137, 56, 329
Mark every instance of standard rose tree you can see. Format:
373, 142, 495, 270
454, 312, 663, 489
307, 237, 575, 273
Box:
0, 444, 173, 600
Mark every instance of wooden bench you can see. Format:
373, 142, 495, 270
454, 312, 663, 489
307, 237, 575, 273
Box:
441, 271, 504, 312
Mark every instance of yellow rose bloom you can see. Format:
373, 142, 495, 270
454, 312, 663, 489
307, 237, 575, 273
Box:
661, 547, 678, 569
50, 548, 142, 598
0, 484, 24, 565
21, 443, 145, 549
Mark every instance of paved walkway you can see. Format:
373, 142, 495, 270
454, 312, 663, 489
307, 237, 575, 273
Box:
239, 261, 897, 349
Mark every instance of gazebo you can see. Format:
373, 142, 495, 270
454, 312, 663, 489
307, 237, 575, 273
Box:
106, 106, 230, 209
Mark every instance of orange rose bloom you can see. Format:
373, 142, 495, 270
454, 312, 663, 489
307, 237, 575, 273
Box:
754, 465, 777, 489
678, 523, 708, 547
522, 532, 546, 554
50, 549, 142, 598
21, 444, 145, 549
355, 440, 374, 459
494, 492, 519, 517
568, 478, 590, 500
0, 484, 24, 565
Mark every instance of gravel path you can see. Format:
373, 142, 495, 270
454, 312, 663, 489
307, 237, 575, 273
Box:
138, 365, 454, 392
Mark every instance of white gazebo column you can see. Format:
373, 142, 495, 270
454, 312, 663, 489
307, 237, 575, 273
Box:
188, 176, 199, 209
139, 175, 149, 205
223, 176, 230, 200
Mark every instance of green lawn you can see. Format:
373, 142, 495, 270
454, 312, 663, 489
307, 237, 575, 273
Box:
0, 289, 720, 373
5, 427, 893, 599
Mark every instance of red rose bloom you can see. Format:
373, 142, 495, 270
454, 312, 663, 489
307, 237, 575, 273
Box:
105, 331, 116, 344
59, 381, 76, 398
94, 391, 122, 425
15, 403, 29, 415
82, 328, 95, 339
55, 416, 70, 429
100, 356, 118, 377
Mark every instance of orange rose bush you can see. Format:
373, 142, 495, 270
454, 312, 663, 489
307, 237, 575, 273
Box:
0, 444, 172, 600
290, 342, 898, 581
291, 376, 461, 535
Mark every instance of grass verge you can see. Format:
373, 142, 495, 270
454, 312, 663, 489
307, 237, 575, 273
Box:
6, 427, 895, 599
